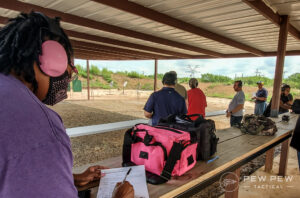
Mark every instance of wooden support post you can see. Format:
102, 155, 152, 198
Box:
271, 15, 289, 117
154, 59, 158, 91
225, 168, 240, 198
86, 59, 90, 100
265, 147, 275, 172
279, 138, 290, 176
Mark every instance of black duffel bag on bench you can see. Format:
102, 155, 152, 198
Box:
158, 114, 219, 161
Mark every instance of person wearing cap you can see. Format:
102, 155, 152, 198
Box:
252, 81, 268, 115
187, 78, 207, 119
144, 72, 187, 126
169, 71, 188, 108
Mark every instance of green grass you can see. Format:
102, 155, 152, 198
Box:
141, 83, 153, 90
206, 92, 234, 99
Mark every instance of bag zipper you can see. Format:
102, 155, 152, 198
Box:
154, 126, 183, 134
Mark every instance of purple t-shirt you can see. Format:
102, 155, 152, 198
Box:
0, 74, 77, 198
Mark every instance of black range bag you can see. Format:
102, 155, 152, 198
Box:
158, 114, 219, 161
292, 99, 300, 114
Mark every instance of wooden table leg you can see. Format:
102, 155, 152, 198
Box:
225, 167, 241, 198
279, 138, 290, 176
265, 147, 275, 172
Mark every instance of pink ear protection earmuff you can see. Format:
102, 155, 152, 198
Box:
36, 12, 69, 77
39, 40, 68, 77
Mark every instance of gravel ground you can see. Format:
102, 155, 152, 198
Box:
191, 145, 282, 198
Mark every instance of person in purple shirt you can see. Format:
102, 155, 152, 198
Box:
144, 72, 187, 125
0, 12, 133, 198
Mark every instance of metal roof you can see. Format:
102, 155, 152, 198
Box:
0, 0, 299, 60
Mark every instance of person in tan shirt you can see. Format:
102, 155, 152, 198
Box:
170, 71, 188, 109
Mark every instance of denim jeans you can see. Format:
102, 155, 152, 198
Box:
255, 102, 267, 115
230, 115, 243, 127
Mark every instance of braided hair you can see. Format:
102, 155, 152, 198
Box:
0, 12, 73, 92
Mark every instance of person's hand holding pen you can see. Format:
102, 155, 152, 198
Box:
112, 168, 134, 198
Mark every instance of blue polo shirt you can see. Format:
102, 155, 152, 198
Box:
144, 87, 187, 126
255, 88, 268, 103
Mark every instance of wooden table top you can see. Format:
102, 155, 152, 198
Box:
73, 113, 298, 198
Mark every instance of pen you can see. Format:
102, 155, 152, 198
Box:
207, 156, 219, 164
122, 168, 132, 183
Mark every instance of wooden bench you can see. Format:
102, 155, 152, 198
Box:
74, 113, 298, 198
67, 110, 226, 138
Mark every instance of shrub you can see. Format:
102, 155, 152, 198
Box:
127, 71, 146, 79
201, 73, 232, 83
76, 64, 87, 77
90, 65, 101, 76
101, 68, 113, 82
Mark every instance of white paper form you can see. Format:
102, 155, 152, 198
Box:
97, 165, 149, 198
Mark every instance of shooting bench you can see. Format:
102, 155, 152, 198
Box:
74, 113, 297, 198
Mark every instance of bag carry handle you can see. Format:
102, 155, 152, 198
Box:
132, 129, 168, 161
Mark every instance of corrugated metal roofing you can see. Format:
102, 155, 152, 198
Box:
0, 0, 298, 60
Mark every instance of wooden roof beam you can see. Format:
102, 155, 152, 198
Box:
66, 30, 195, 58
243, 0, 300, 40
0, 15, 193, 58
74, 51, 142, 60
163, 50, 300, 59
93, 0, 265, 56
73, 47, 146, 59
0, 0, 222, 57
74, 49, 140, 60
70, 40, 171, 59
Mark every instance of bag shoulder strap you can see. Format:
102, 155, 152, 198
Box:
160, 142, 184, 180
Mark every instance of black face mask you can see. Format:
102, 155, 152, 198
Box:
42, 71, 69, 106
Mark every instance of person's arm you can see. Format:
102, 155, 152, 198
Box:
232, 104, 244, 113
143, 93, 154, 119
73, 165, 107, 187
185, 98, 188, 110
226, 104, 244, 117
256, 96, 267, 101
288, 94, 294, 106
144, 111, 153, 119
280, 100, 292, 110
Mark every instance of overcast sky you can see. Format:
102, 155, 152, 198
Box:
75, 56, 300, 79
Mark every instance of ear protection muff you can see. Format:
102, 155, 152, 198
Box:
235, 80, 243, 87
281, 84, 290, 92
238, 81, 243, 87
39, 40, 68, 77
36, 12, 68, 77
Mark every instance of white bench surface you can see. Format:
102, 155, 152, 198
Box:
66, 119, 148, 137
66, 110, 226, 137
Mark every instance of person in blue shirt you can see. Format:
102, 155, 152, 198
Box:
144, 71, 187, 126
252, 81, 268, 115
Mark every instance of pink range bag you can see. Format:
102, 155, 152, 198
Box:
122, 124, 197, 183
